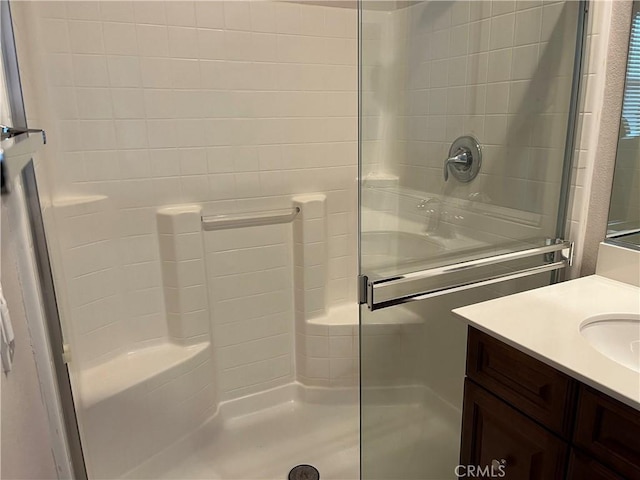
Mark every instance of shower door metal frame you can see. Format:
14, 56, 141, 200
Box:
554, 0, 590, 280
1, 1, 88, 478
556, 0, 590, 237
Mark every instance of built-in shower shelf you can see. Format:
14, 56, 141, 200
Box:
52, 194, 107, 209
79, 341, 210, 408
308, 303, 423, 331
360, 305, 424, 328
308, 304, 359, 328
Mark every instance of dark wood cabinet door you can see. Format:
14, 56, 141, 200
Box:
567, 450, 625, 480
461, 379, 568, 480
466, 328, 577, 438
574, 386, 640, 480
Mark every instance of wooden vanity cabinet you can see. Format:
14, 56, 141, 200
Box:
573, 385, 640, 479
465, 327, 577, 437
461, 327, 640, 480
461, 379, 569, 479
567, 451, 626, 480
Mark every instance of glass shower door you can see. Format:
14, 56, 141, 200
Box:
359, 1, 584, 478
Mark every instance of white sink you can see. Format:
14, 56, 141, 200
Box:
580, 314, 640, 373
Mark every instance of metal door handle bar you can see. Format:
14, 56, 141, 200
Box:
1, 128, 47, 195
1, 125, 46, 143
202, 206, 300, 231
362, 240, 573, 311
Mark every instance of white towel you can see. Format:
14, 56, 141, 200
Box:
0, 283, 15, 373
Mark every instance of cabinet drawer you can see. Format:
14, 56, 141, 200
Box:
567, 450, 625, 480
466, 327, 577, 437
574, 386, 640, 480
461, 379, 568, 480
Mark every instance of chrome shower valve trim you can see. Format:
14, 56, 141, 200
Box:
444, 135, 482, 183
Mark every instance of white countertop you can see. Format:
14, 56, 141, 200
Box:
453, 275, 640, 410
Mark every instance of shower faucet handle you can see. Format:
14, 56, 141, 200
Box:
443, 136, 482, 183
443, 149, 470, 182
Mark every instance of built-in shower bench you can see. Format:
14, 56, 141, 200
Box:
77, 340, 216, 478
79, 341, 210, 408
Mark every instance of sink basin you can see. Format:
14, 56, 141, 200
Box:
580, 314, 640, 373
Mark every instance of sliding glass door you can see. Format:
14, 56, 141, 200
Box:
359, 1, 585, 477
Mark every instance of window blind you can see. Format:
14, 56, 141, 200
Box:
621, 11, 640, 138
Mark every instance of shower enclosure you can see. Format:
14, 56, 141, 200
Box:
1, 0, 584, 478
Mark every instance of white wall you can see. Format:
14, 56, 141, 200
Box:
12, 1, 358, 391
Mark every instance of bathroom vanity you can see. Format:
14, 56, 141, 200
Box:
461, 327, 639, 480
454, 255, 640, 480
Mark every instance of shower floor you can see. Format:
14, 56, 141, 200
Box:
158, 400, 358, 480
125, 383, 460, 480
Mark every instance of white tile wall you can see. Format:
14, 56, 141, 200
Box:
13, 1, 358, 374
12, 3, 359, 474
50, 195, 168, 368
297, 322, 359, 387
204, 222, 295, 399
361, 0, 579, 244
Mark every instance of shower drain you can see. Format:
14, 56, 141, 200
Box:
288, 464, 320, 480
